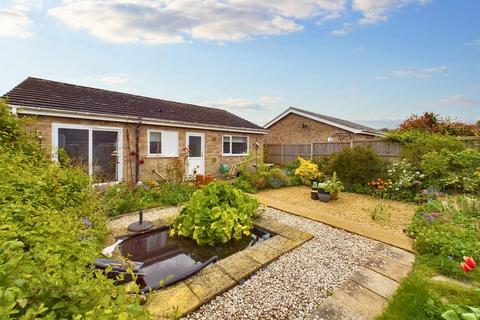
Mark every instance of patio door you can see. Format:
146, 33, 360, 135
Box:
53, 124, 123, 183
186, 132, 205, 176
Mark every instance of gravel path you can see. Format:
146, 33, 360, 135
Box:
184, 208, 379, 320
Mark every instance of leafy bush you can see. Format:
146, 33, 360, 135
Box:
329, 145, 385, 190
169, 182, 259, 245
368, 160, 425, 201
268, 168, 291, 188
104, 181, 195, 217
294, 157, 322, 185
398, 111, 479, 136
386, 131, 465, 164
0, 100, 148, 319
232, 176, 257, 193
420, 149, 480, 194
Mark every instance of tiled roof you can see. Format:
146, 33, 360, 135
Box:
4, 77, 265, 131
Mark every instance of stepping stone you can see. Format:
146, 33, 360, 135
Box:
312, 296, 365, 320
364, 255, 412, 282
350, 266, 399, 299
332, 280, 387, 320
375, 243, 415, 266
431, 275, 475, 290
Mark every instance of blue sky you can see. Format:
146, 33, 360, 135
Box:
0, 0, 478, 128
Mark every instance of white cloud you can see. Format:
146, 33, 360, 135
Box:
466, 39, 480, 47
353, 0, 429, 25
48, 0, 429, 43
48, 0, 349, 44
203, 95, 282, 124
433, 95, 480, 108
375, 75, 388, 80
95, 73, 129, 85
391, 65, 448, 79
0, 0, 42, 38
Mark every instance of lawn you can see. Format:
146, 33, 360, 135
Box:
255, 186, 417, 234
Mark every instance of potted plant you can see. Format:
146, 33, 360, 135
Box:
326, 172, 344, 200
311, 181, 319, 200
317, 182, 331, 202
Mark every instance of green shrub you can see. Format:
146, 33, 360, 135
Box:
104, 181, 195, 217
295, 157, 322, 185
420, 149, 480, 194
386, 131, 465, 164
268, 168, 291, 188
329, 145, 386, 190
0, 100, 148, 319
169, 182, 259, 246
232, 176, 257, 193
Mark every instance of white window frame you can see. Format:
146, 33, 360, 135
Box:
222, 135, 249, 156
51, 123, 123, 184
147, 129, 179, 158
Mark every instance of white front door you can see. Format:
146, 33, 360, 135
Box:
186, 132, 205, 176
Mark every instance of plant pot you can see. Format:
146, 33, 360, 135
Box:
330, 191, 339, 200
318, 188, 328, 194
317, 191, 331, 203
204, 174, 214, 185
310, 190, 319, 200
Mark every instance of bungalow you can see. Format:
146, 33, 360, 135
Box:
264, 107, 383, 144
4, 77, 267, 183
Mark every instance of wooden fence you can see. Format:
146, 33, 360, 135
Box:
264, 138, 479, 165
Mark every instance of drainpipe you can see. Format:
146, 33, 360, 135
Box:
135, 120, 141, 184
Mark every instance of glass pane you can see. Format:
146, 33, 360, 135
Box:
223, 136, 230, 154
93, 130, 118, 183
149, 132, 162, 154
232, 136, 247, 154
58, 128, 89, 172
188, 136, 201, 157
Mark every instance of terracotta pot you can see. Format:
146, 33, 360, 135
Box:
317, 191, 331, 203
330, 192, 339, 200
310, 190, 319, 200
195, 174, 204, 188
204, 174, 214, 185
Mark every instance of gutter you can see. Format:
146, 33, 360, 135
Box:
10, 104, 268, 135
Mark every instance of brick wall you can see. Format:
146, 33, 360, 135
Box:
264, 113, 375, 144
25, 115, 264, 183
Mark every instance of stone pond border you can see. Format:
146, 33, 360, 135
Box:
111, 214, 313, 319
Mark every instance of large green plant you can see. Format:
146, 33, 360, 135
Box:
329, 145, 386, 190
420, 149, 480, 193
169, 182, 259, 246
386, 131, 465, 164
0, 100, 148, 319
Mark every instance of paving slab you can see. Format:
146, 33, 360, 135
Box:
375, 243, 415, 266
183, 264, 236, 303
311, 296, 366, 320
364, 255, 411, 282
216, 251, 262, 282
332, 280, 387, 320
145, 282, 200, 319
350, 266, 399, 299
262, 235, 299, 252
243, 240, 283, 265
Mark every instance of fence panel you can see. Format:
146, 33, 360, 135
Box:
312, 142, 350, 157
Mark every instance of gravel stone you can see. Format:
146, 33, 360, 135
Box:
184, 208, 379, 320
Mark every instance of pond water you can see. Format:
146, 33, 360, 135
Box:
118, 227, 272, 292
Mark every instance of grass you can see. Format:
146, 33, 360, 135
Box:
377, 195, 480, 319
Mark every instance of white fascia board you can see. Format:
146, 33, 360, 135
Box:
11, 104, 268, 135
264, 107, 362, 134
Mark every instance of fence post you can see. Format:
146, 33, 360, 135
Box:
281, 144, 284, 164
310, 142, 313, 160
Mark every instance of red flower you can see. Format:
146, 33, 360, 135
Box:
463, 256, 477, 269
461, 262, 472, 272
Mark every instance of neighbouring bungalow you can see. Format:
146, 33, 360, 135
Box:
264, 107, 383, 144
4, 77, 267, 184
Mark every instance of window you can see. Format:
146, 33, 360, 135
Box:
147, 130, 179, 157
149, 132, 162, 155
223, 135, 248, 155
